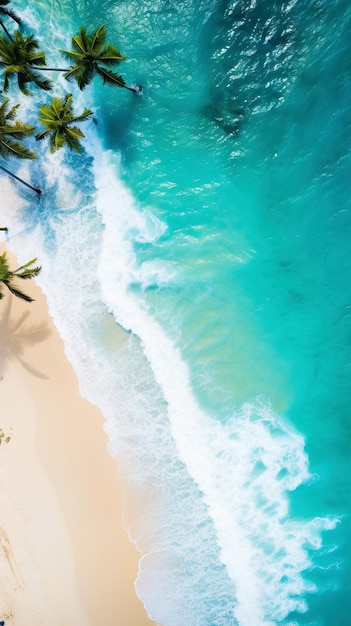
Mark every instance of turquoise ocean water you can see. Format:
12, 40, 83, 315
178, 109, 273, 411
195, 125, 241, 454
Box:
2, 1, 351, 624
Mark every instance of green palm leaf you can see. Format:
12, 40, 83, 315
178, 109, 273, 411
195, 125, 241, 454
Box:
59, 23, 134, 92
71, 108, 93, 123
2, 120, 36, 137
99, 43, 126, 61
65, 126, 84, 139
64, 63, 94, 90
0, 30, 52, 94
0, 1, 21, 40
36, 93, 92, 153
0, 136, 36, 159
96, 65, 126, 87
64, 134, 83, 153
50, 129, 66, 152
60, 49, 84, 61
13, 257, 41, 278
90, 23, 106, 52
0, 0, 22, 25
72, 27, 89, 53
0, 252, 41, 303
27, 50, 46, 66
35, 128, 50, 141
3, 281, 35, 302
5, 101, 19, 120
0, 96, 36, 159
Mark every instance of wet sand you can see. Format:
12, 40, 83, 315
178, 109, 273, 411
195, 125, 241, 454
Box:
0, 257, 154, 625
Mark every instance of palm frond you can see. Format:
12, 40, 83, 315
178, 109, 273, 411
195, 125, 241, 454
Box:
0, 250, 10, 277
27, 50, 47, 66
64, 63, 94, 90
96, 65, 126, 88
50, 129, 66, 153
5, 100, 19, 120
65, 125, 84, 139
3, 61, 21, 71
47, 96, 65, 119
0, 136, 36, 159
17, 71, 33, 96
62, 92, 73, 108
0, 96, 10, 116
21, 33, 40, 52
71, 27, 89, 54
71, 34, 85, 54
36, 93, 91, 153
61, 24, 130, 91
70, 107, 93, 123
90, 24, 106, 53
3, 121, 35, 137
0, 251, 40, 302
0, 30, 51, 94
13, 258, 41, 278
2, 67, 11, 91
38, 102, 58, 123
2, 7, 21, 25
0, 97, 35, 159
26, 69, 52, 91
99, 43, 126, 63
35, 128, 50, 141
64, 131, 83, 153
3, 280, 34, 302
59, 48, 84, 61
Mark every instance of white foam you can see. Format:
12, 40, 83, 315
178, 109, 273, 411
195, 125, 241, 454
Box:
2, 45, 338, 618
90, 146, 338, 625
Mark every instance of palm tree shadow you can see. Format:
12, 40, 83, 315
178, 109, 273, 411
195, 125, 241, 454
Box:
0, 296, 51, 380
17, 150, 96, 255
100, 92, 143, 165
18, 180, 71, 254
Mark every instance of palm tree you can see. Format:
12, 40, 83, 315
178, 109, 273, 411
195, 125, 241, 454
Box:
0, 251, 41, 302
60, 24, 142, 93
0, 0, 21, 40
0, 30, 52, 94
0, 97, 41, 194
35, 93, 92, 153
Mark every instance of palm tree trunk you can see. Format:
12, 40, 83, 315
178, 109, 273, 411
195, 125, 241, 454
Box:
0, 20, 13, 41
125, 83, 143, 94
0, 164, 41, 194
31, 65, 69, 71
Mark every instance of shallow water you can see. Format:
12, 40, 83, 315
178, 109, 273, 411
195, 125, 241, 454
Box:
2, 1, 351, 624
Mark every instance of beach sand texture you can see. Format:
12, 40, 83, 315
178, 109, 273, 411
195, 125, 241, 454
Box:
0, 251, 153, 625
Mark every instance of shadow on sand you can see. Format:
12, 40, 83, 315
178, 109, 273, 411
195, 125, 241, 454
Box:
0, 296, 51, 380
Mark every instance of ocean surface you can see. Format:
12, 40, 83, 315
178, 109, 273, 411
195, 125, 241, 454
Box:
1, 0, 351, 624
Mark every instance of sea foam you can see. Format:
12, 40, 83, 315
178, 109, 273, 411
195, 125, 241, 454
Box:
3, 113, 338, 625
0, 5, 339, 618
91, 144, 337, 625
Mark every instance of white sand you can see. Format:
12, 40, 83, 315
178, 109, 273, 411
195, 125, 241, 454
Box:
0, 256, 154, 625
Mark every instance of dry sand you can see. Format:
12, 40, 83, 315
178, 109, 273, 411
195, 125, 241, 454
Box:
0, 256, 154, 625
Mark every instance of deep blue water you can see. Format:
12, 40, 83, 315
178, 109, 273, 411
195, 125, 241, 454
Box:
2, 1, 351, 624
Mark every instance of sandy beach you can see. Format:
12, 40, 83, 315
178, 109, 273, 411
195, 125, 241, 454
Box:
0, 250, 154, 625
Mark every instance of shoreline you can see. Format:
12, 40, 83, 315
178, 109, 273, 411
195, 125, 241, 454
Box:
0, 254, 153, 625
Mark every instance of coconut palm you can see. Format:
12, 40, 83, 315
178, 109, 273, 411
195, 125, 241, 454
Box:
0, 30, 52, 95
0, 0, 21, 40
0, 98, 36, 160
0, 251, 41, 302
60, 24, 141, 93
35, 93, 92, 153
0, 97, 41, 194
